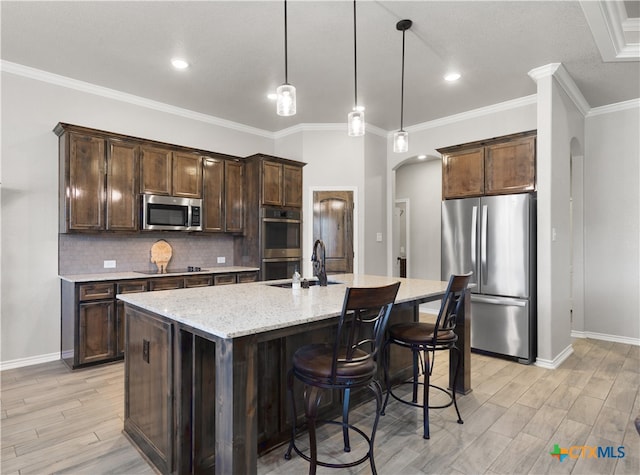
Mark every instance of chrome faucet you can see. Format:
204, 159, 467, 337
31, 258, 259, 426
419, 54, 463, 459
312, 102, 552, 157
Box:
311, 239, 328, 286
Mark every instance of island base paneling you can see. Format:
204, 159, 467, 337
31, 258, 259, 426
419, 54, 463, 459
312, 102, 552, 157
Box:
123, 303, 420, 474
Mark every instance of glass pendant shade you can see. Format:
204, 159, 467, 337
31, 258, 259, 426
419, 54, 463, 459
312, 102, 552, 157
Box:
276, 84, 296, 116
393, 130, 409, 153
347, 109, 365, 136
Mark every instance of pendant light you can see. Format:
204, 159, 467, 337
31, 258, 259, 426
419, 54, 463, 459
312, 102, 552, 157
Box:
347, 0, 364, 136
393, 19, 412, 153
277, 0, 296, 116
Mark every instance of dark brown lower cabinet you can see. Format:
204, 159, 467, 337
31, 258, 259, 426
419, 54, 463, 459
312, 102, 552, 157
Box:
124, 307, 173, 474
78, 301, 116, 365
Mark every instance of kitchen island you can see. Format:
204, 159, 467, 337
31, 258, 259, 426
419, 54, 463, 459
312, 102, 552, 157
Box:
118, 274, 471, 474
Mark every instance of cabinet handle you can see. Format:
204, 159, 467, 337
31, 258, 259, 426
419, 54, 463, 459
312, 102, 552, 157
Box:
143, 339, 150, 363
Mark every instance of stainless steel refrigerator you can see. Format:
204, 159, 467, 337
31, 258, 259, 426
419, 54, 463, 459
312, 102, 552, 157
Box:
441, 193, 536, 363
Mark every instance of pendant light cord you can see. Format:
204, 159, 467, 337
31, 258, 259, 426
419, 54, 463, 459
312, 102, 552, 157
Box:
284, 0, 289, 84
353, 0, 358, 108
400, 27, 406, 131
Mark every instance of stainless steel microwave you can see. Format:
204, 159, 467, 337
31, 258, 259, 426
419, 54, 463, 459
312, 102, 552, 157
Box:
141, 194, 202, 231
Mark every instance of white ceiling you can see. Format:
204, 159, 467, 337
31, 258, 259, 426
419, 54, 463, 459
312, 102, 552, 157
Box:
2, 1, 639, 133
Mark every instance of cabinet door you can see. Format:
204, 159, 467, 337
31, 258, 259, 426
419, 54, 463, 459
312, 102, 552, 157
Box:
202, 157, 224, 232
68, 134, 106, 230
116, 280, 148, 357
485, 137, 536, 195
442, 148, 485, 199
140, 146, 172, 195
225, 160, 244, 233
283, 164, 302, 208
262, 161, 283, 206
78, 301, 116, 365
173, 152, 202, 198
107, 140, 139, 231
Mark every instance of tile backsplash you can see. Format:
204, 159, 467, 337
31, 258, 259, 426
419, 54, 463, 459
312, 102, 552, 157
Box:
59, 233, 235, 275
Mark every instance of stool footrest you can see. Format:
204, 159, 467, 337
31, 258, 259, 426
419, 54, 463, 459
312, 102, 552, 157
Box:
286, 420, 373, 469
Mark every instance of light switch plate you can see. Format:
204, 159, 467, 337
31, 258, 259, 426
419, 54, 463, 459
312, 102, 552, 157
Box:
104, 260, 116, 268
217, 256, 226, 264
376, 232, 383, 242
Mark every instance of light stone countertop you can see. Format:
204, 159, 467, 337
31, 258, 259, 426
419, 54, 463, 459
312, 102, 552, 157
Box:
117, 274, 449, 339
59, 266, 260, 283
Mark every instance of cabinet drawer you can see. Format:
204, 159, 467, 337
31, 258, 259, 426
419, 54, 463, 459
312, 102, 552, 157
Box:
79, 283, 115, 302
117, 280, 148, 294
214, 274, 236, 286
149, 277, 185, 291
185, 275, 213, 288
236, 271, 259, 284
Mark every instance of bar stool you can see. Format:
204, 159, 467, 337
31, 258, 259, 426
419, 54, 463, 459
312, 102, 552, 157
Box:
381, 273, 471, 439
284, 282, 400, 475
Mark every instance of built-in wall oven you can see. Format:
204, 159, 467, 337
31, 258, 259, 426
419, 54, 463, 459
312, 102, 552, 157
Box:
261, 207, 302, 280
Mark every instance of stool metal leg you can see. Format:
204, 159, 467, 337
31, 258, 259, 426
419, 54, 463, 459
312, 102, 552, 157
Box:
381, 340, 391, 416
304, 385, 323, 475
284, 369, 296, 460
342, 388, 351, 452
452, 346, 464, 425
423, 348, 431, 439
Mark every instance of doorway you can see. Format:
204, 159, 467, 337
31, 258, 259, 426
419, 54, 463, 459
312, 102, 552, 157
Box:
393, 199, 409, 277
312, 191, 354, 274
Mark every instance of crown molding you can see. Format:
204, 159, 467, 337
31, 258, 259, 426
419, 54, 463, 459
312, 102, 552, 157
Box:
580, 0, 640, 62
587, 97, 640, 116
528, 62, 591, 116
1, 60, 275, 139
273, 122, 387, 139
387, 94, 538, 138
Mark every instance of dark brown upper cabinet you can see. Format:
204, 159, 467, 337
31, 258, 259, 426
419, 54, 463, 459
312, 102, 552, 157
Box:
107, 139, 139, 231
57, 124, 139, 233
202, 156, 244, 233
439, 131, 536, 199
140, 147, 202, 198
247, 155, 304, 208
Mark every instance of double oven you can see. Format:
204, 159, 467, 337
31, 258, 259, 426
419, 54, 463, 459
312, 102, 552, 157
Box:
261, 207, 302, 280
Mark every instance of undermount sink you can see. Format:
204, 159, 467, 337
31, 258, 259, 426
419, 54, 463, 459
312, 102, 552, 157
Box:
268, 280, 340, 289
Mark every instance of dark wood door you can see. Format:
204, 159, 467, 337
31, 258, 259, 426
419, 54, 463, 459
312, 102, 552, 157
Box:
283, 164, 302, 208
225, 160, 244, 233
485, 136, 536, 195
203, 157, 224, 232
106, 140, 138, 231
262, 161, 283, 206
442, 148, 485, 199
172, 152, 202, 198
313, 191, 354, 274
68, 133, 105, 230
78, 301, 116, 364
140, 146, 172, 195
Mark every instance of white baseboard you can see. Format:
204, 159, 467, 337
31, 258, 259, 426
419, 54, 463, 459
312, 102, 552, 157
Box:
571, 330, 640, 346
0, 352, 60, 372
535, 344, 574, 369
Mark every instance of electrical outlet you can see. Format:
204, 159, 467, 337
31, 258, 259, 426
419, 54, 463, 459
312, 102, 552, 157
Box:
376, 232, 383, 242
217, 256, 226, 264
104, 260, 116, 268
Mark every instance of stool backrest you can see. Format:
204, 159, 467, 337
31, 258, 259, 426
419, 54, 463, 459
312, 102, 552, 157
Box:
332, 282, 401, 380
433, 273, 473, 341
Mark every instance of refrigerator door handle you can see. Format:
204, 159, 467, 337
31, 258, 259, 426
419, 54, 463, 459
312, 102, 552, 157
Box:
481, 204, 488, 285
472, 294, 527, 307
471, 205, 477, 271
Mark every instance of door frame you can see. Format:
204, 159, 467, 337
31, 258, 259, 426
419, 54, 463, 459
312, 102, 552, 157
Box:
393, 199, 410, 278
306, 186, 358, 278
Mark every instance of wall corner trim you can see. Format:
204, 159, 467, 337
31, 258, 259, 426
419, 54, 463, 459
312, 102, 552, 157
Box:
534, 344, 574, 369
528, 62, 591, 116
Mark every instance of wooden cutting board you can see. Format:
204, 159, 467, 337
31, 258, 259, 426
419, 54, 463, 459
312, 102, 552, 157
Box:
150, 240, 172, 274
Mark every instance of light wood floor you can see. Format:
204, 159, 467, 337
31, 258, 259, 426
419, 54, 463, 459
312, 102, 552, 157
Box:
1, 338, 638, 474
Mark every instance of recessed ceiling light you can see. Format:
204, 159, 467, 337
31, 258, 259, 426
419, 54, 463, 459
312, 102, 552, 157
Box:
444, 72, 461, 82
171, 58, 189, 70
267, 93, 278, 100
417, 154, 427, 160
